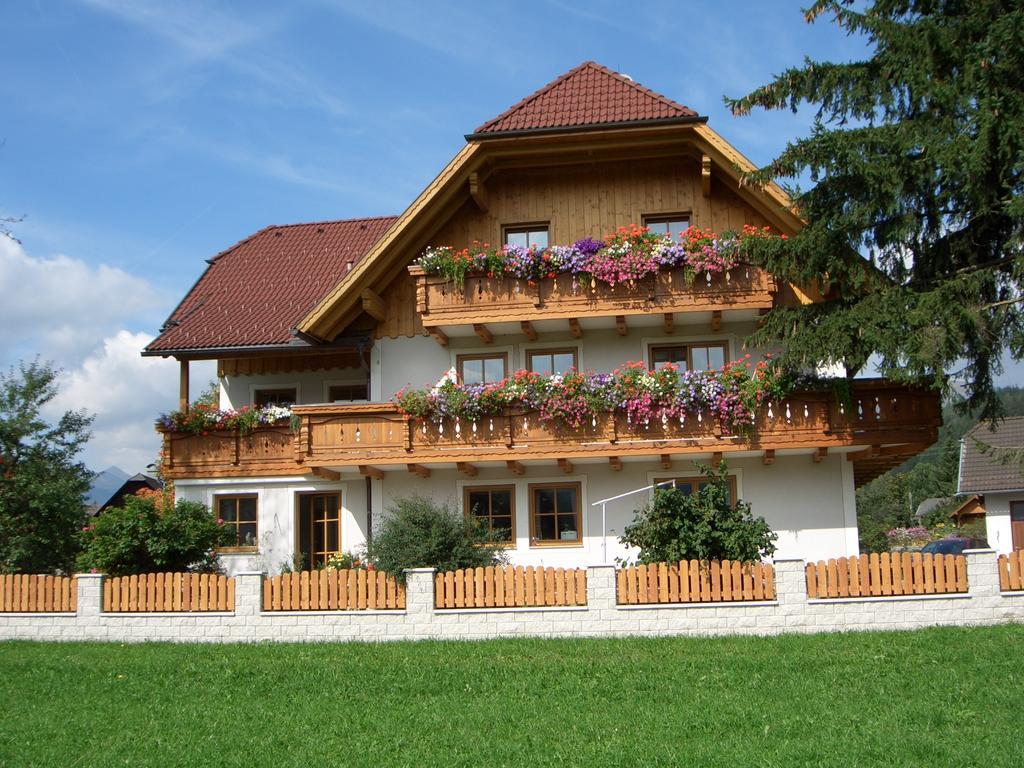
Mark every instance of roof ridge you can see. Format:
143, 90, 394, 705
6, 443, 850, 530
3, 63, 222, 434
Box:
266, 214, 400, 230
474, 61, 594, 134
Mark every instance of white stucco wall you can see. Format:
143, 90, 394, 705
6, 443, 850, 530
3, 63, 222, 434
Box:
983, 491, 1022, 553
220, 367, 369, 410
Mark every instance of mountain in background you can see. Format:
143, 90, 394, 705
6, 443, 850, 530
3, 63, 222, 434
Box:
87, 466, 131, 507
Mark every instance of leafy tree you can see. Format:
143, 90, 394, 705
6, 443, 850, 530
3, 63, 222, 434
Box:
0, 360, 93, 573
727, 1, 1024, 421
366, 496, 506, 581
620, 464, 777, 563
77, 494, 233, 576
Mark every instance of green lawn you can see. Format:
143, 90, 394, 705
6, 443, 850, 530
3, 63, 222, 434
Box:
1, 627, 1022, 767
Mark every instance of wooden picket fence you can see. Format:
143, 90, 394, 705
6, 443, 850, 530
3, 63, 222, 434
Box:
805, 553, 967, 598
616, 560, 776, 605
434, 566, 587, 608
997, 550, 1024, 592
262, 569, 406, 611
0, 574, 77, 612
103, 573, 235, 612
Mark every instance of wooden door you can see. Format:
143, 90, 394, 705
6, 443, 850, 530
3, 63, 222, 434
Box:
1011, 502, 1024, 551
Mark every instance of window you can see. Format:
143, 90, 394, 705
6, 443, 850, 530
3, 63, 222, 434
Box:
327, 383, 369, 402
529, 482, 582, 547
297, 493, 342, 569
216, 495, 258, 552
654, 476, 738, 506
504, 224, 549, 249
457, 353, 507, 385
464, 486, 515, 545
650, 343, 728, 374
643, 213, 690, 243
253, 387, 297, 407
526, 348, 578, 377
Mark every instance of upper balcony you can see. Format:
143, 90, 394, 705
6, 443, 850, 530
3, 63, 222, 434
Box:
160, 380, 940, 486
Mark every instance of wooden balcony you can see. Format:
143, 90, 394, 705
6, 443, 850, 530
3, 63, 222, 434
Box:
160, 381, 940, 485
408, 264, 776, 339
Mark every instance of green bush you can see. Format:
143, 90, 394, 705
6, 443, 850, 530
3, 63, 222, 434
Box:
366, 496, 506, 581
620, 463, 777, 564
77, 495, 233, 575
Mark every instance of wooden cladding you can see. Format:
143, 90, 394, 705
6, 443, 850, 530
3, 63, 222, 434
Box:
997, 550, 1024, 592
103, 573, 235, 612
434, 566, 587, 608
409, 264, 776, 327
805, 553, 967, 599
0, 575, 77, 612
218, 349, 367, 378
262, 569, 406, 611
616, 560, 776, 605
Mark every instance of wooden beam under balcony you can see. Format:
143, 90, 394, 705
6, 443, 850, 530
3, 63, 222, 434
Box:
359, 465, 384, 480
568, 318, 582, 338
456, 462, 478, 477
609, 456, 622, 471
762, 449, 775, 466
506, 460, 525, 476
702, 154, 712, 197
663, 313, 674, 334
711, 310, 722, 332
178, 359, 190, 412
616, 315, 628, 336
813, 447, 828, 463
711, 451, 723, 466
361, 288, 388, 322
521, 320, 538, 341
660, 454, 672, 470
469, 171, 488, 212
472, 324, 493, 344
557, 458, 574, 474
425, 326, 449, 347
310, 467, 341, 481
407, 463, 431, 478
847, 445, 881, 462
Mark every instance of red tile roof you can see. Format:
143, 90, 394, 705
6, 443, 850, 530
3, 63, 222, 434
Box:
471, 61, 701, 136
145, 216, 397, 354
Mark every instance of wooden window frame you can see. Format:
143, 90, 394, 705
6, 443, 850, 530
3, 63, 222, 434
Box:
214, 494, 259, 554
649, 342, 729, 372
653, 476, 739, 506
528, 482, 583, 548
463, 485, 516, 547
642, 212, 691, 242
525, 347, 579, 376
503, 222, 550, 249
252, 385, 298, 407
294, 492, 343, 570
456, 352, 508, 385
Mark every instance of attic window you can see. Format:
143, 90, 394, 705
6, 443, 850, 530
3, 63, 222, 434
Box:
643, 214, 690, 244
504, 224, 549, 249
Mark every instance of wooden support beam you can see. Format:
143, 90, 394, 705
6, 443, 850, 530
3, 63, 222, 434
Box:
178, 359, 190, 413
407, 463, 431, 479
660, 454, 672, 470
663, 313, 674, 334
615, 315, 628, 336
846, 445, 881, 462
557, 458, 574, 474
310, 467, 341, 481
361, 288, 387, 322
506, 460, 525, 476
762, 449, 775, 466
847, 443, 928, 462
472, 324, 493, 344
711, 451, 723, 466
456, 462, 478, 477
609, 456, 622, 471
812, 447, 828, 463
520, 320, 537, 341
711, 310, 722, 332
425, 326, 449, 347
701, 154, 712, 198
358, 465, 384, 480
568, 318, 582, 339
469, 171, 488, 212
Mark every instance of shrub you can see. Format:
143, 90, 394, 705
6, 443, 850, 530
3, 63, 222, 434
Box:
366, 496, 506, 581
77, 494, 233, 575
620, 463, 777, 564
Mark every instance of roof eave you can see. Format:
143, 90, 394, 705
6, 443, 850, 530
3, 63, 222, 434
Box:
141, 334, 372, 361
465, 115, 708, 141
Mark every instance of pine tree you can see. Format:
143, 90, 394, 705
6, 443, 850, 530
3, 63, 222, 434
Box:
728, 0, 1024, 420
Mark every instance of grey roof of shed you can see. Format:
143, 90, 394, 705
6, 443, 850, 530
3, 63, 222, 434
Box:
958, 417, 1024, 493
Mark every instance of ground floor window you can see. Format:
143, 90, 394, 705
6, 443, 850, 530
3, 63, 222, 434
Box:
464, 485, 515, 545
297, 493, 341, 569
529, 482, 582, 547
215, 495, 258, 552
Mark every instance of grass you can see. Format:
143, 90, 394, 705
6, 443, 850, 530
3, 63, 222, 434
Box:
1, 627, 1022, 767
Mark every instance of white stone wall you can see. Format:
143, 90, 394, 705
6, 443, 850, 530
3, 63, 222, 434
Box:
2, 551, 1020, 644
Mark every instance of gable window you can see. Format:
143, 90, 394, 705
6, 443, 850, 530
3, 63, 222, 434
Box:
529, 482, 582, 547
526, 348, 578, 377
464, 486, 515, 546
457, 353, 507, 385
650, 343, 728, 374
253, 387, 297, 407
215, 495, 258, 552
504, 224, 549, 249
655, 476, 738, 506
327, 383, 369, 402
643, 214, 690, 244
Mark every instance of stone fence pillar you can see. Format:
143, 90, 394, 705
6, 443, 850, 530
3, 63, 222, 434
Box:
772, 559, 808, 607
234, 572, 264, 616
75, 573, 104, 617
587, 564, 617, 611
403, 569, 437, 617
965, 549, 999, 598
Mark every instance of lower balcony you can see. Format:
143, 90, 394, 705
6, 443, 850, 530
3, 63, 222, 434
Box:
160, 380, 941, 486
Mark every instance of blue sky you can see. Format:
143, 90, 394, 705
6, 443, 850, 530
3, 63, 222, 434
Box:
0, 0, 1015, 472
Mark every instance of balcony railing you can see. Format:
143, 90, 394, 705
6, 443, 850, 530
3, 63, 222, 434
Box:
409, 264, 777, 327
160, 381, 940, 482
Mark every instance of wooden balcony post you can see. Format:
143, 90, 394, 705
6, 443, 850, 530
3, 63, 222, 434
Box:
178, 359, 189, 413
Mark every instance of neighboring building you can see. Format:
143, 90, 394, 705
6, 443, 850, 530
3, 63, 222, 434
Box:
144, 62, 941, 574
958, 417, 1024, 553
95, 473, 163, 515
